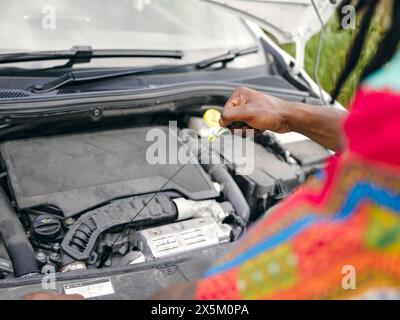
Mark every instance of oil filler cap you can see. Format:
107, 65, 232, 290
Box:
32, 214, 62, 242
203, 109, 221, 128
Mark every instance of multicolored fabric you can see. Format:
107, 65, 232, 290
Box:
195, 52, 400, 300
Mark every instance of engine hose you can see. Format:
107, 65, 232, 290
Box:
179, 130, 250, 225
207, 164, 250, 225
0, 187, 39, 277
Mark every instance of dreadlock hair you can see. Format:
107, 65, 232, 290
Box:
331, 0, 400, 103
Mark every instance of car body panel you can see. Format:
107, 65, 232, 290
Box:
201, 0, 340, 44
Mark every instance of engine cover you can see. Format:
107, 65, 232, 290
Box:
0, 127, 218, 217
134, 217, 232, 259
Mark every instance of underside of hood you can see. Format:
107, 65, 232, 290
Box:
201, 0, 340, 44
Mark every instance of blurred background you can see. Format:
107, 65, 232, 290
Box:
281, 2, 390, 107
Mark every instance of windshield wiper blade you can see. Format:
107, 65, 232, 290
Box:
196, 46, 258, 69
30, 46, 258, 93
0, 46, 184, 65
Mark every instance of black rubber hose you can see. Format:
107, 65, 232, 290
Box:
0, 187, 39, 277
179, 130, 250, 224
207, 163, 250, 225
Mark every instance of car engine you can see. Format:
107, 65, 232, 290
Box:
0, 109, 330, 279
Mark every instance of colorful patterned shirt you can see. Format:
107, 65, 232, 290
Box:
195, 52, 400, 300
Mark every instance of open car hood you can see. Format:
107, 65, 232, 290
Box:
201, 0, 340, 44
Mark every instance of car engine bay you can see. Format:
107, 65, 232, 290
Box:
0, 106, 330, 280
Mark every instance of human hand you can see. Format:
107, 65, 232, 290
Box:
219, 87, 291, 135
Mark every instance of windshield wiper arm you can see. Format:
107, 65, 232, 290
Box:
0, 46, 184, 65
196, 46, 258, 69
30, 46, 258, 93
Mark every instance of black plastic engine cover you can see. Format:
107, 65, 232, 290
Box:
0, 126, 218, 217
212, 134, 329, 218
213, 134, 300, 198
283, 139, 331, 167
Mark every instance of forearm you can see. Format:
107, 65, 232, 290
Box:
283, 102, 347, 151
219, 87, 347, 151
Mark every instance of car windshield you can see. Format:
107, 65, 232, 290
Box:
0, 0, 262, 68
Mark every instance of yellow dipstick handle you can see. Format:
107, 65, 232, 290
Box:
203, 109, 228, 141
